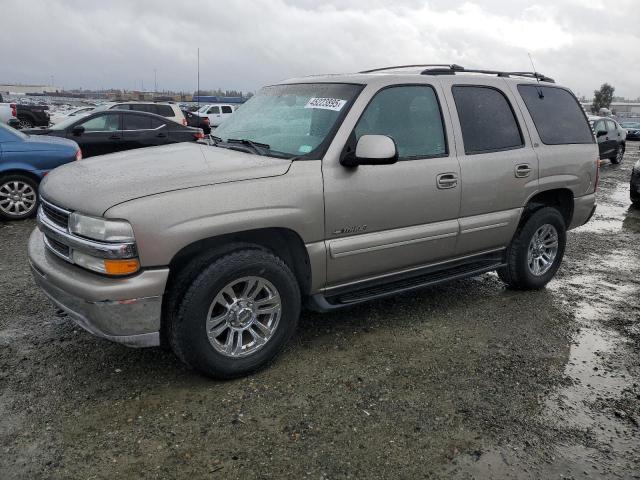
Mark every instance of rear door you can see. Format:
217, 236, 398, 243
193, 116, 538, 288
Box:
220, 105, 233, 123
441, 79, 537, 255
67, 112, 122, 157
121, 114, 168, 151
206, 106, 222, 125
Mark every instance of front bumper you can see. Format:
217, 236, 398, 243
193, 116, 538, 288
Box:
28, 229, 169, 347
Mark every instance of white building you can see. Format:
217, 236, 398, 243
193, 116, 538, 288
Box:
0, 84, 57, 95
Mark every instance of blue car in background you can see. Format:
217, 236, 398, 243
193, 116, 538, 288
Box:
0, 123, 80, 221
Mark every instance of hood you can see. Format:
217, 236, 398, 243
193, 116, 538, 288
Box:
40, 142, 292, 215
2, 133, 77, 153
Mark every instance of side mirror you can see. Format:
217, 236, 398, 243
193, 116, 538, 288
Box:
596, 129, 607, 137
72, 125, 85, 136
341, 135, 398, 167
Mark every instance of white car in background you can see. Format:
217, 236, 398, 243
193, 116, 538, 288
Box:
193, 103, 238, 127
97, 101, 187, 126
49, 106, 95, 125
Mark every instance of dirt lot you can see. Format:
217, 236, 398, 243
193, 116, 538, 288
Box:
1, 147, 639, 479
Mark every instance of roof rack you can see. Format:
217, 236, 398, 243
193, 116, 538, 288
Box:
420, 66, 555, 83
359, 64, 464, 74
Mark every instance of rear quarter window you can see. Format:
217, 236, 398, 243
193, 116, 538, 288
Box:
156, 105, 175, 117
518, 85, 593, 145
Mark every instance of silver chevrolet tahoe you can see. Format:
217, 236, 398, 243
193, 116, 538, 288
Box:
29, 65, 598, 378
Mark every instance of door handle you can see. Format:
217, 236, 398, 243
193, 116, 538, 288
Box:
515, 164, 532, 178
436, 173, 458, 189
156, 133, 167, 138
109, 135, 121, 140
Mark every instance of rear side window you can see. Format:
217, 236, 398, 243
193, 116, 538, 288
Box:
130, 104, 154, 114
221, 106, 233, 114
452, 86, 523, 154
518, 85, 593, 145
156, 105, 175, 117
123, 114, 152, 130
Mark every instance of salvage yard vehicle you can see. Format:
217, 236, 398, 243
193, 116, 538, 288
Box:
620, 121, 640, 141
23, 110, 204, 158
589, 115, 626, 164
29, 64, 598, 378
96, 101, 187, 126
0, 123, 80, 220
49, 106, 95, 125
193, 103, 237, 127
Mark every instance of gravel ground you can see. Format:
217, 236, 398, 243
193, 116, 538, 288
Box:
1, 146, 639, 479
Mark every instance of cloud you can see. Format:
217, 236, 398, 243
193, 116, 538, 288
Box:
0, 0, 638, 98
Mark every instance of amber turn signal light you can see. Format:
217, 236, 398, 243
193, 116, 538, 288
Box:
103, 258, 140, 276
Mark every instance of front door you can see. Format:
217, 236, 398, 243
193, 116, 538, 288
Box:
68, 112, 122, 157
323, 83, 461, 287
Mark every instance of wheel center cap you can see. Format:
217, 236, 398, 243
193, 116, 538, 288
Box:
229, 303, 255, 328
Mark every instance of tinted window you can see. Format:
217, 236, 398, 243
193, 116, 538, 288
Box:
606, 120, 616, 133
156, 105, 174, 117
130, 104, 154, 114
221, 106, 233, 114
354, 85, 446, 159
123, 114, 152, 130
452, 86, 523, 154
111, 104, 130, 110
79, 114, 119, 131
594, 120, 606, 133
207, 106, 220, 114
151, 118, 165, 129
518, 85, 593, 145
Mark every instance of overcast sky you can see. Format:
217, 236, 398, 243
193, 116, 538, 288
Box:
1, 0, 639, 98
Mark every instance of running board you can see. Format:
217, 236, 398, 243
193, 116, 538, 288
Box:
308, 257, 505, 312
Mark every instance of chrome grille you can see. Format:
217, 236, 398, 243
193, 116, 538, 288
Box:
41, 199, 70, 230
44, 234, 71, 261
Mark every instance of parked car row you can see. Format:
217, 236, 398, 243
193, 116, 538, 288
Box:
0, 109, 204, 220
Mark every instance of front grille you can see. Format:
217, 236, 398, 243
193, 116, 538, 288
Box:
44, 234, 71, 259
41, 200, 70, 230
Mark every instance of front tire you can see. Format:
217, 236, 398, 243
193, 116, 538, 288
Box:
611, 144, 624, 164
169, 249, 300, 379
497, 207, 566, 290
0, 175, 39, 221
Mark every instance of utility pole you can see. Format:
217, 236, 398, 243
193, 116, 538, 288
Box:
197, 47, 200, 109
154, 68, 157, 98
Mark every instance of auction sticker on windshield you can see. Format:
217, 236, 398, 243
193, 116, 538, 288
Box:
305, 98, 347, 111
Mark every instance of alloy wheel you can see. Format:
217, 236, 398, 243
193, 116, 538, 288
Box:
205, 276, 282, 358
527, 224, 559, 276
0, 180, 37, 218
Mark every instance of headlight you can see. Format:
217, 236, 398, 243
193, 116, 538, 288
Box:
69, 213, 135, 243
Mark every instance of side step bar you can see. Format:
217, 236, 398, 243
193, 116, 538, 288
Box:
308, 255, 505, 312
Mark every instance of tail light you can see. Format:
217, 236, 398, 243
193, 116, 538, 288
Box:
194, 130, 205, 140
203, 117, 210, 125
182, 118, 187, 126
10, 104, 16, 118
75, 149, 83, 161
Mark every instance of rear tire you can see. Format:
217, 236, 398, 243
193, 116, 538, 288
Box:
610, 144, 624, 164
169, 249, 300, 379
0, 174, 39, 221
17, 118, 33, 129
497, 207, 566, 290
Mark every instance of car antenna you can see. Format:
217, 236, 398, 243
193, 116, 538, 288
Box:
528, 52, 544, 99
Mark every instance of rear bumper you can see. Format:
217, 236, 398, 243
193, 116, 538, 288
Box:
28, 228, 169, 347
570, 193, 597, 229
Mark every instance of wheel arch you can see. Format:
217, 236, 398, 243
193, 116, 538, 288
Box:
521, 188, 574, 228
0, 168, 43, 185
167, 227, 313, 297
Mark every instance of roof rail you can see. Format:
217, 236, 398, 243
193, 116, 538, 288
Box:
421, 66, 555, 83
359, 64, 464, 74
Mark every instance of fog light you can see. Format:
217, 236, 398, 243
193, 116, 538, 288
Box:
72, 251, 140, 276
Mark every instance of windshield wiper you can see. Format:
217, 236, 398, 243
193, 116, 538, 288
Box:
225, 138, 270, 156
